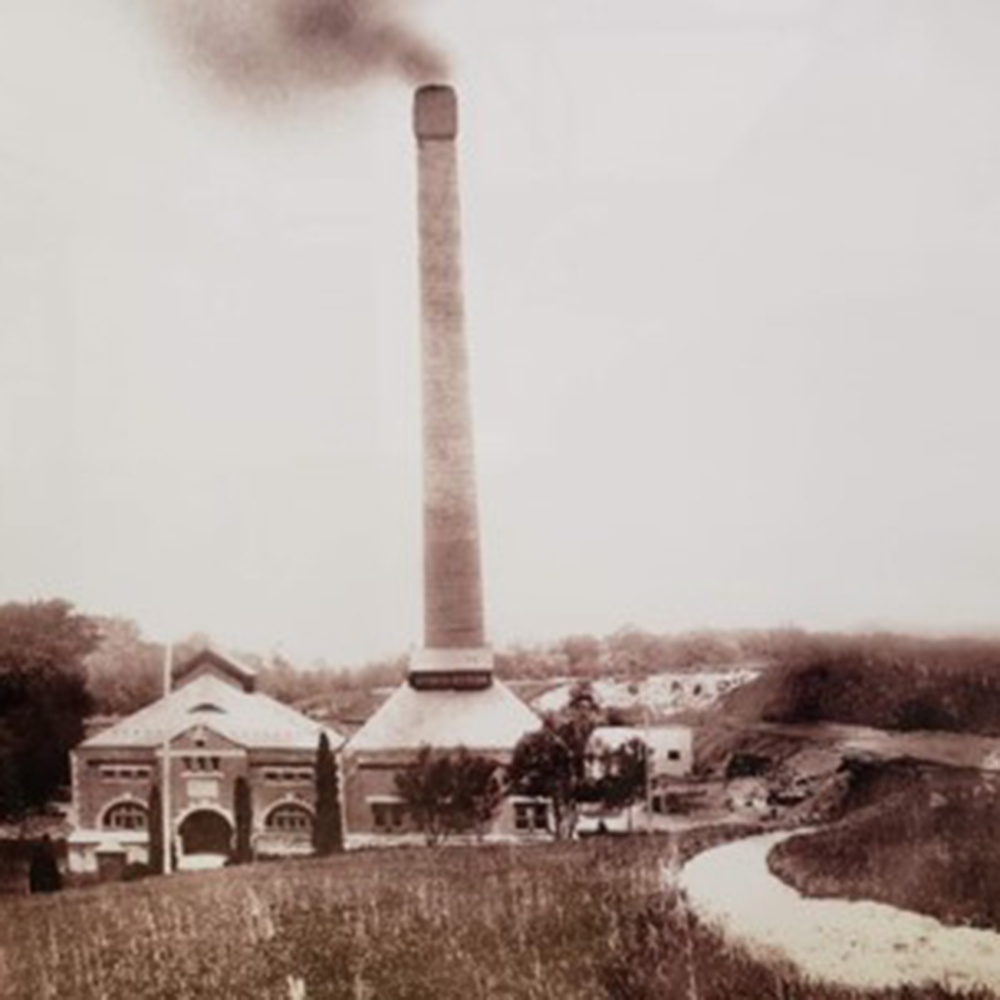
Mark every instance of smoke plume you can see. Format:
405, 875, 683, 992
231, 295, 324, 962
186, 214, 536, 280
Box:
155, 0, 447, 101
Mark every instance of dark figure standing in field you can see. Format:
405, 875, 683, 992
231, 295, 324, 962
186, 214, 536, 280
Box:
29, 836, 62, 894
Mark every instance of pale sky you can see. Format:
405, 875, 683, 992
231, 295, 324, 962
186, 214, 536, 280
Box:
1, 0, 999, 665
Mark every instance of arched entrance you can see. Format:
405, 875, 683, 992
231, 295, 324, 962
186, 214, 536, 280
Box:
178, 810, 232, 861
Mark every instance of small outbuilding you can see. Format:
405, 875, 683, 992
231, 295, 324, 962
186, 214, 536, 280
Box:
587, 724, 694, 780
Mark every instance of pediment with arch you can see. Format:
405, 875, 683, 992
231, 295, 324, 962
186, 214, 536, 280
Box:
170, 724, 244, 753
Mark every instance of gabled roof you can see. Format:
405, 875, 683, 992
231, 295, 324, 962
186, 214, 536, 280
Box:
80, 672, 342, 752
174, 648, 257, 693
345, 679, 541, 754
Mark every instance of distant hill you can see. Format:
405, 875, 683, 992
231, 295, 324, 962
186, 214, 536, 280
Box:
716, 632, 1000, 737
83, 621, 795, 717
83, 620, 1000, 740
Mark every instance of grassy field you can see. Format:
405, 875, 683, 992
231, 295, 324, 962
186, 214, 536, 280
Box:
771, 763, 1000, 932
0, 827, 994, 1000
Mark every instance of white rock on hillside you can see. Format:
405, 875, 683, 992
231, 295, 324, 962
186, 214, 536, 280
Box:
531, 667, 762, 716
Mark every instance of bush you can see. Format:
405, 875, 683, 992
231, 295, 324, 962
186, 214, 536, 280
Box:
395, 745, 502, 844
122, 862, 152, 882
27, 837, 61, 893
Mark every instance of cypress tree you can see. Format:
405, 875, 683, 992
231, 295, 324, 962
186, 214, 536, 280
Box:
313, 732, 343, 855
234, 776, 253, 864
147, 783, 164, 874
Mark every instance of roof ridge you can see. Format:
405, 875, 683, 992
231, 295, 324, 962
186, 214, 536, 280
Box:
79, 673, 344, 750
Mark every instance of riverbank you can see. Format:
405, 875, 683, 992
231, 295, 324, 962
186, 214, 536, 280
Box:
680, 830, 1000, 995
770, 765, 1000, 929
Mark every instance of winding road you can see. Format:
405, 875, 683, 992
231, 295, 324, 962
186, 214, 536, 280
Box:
678, 831, 1000, 994
749, 720, 1000, 772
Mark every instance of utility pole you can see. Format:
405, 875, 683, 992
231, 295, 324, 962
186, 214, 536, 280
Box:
644, 695, 654, 833
161, 641, 173, 875
629, 655, 654, 832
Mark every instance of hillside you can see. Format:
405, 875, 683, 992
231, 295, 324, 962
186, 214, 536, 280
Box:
715, 633, 1000, 737
530, 667, 761, 721
770, 763, 1000, 931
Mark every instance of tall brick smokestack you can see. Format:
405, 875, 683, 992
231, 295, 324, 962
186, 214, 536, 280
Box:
411, 84, 492, 688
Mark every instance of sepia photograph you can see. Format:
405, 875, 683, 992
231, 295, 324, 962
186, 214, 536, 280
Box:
1, 1, 999, 997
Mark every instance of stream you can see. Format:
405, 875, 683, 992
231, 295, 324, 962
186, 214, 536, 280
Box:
678, 830, 1000, 994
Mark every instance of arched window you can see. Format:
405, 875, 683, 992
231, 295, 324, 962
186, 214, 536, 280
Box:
265, 803, 313, 833
103, 802, 148, 831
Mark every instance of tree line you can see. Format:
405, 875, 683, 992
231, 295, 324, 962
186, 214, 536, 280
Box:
82, 616, 798, 719
0, 600, 98, 818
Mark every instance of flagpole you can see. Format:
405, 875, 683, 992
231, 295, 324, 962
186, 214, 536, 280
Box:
161, 641, 173, 875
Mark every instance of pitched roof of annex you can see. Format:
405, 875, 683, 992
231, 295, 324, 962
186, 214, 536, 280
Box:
344, 679, 541, 755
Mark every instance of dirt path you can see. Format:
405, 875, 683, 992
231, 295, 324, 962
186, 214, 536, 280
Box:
751, 720, 1000, 771
678, 831, 1000, 994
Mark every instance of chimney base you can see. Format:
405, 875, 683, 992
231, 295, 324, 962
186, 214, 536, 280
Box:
408, 646, 493, 690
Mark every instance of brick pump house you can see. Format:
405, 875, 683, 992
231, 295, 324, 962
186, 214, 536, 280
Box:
343, 658, 543, 847
68, 649, 342, 877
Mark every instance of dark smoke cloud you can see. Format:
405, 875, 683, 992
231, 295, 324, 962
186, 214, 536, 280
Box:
155, 0, 447, 101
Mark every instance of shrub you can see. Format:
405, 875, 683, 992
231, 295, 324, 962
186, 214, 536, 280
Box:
122, 862, 151, 882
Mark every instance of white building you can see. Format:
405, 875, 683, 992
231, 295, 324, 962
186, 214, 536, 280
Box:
587, 724, 694, 780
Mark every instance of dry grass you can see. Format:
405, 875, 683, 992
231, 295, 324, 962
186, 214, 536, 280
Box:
0, 828, 991, 1000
